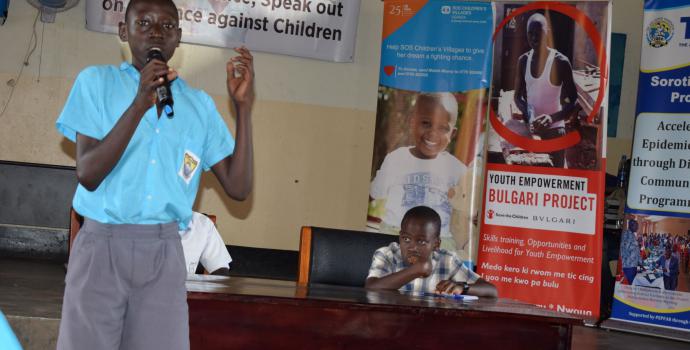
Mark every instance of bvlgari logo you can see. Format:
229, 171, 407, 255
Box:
533, 215, 575, 224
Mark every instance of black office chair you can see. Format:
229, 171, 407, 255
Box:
297, 226, 398, 287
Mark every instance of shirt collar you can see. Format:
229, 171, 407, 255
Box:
120, 61, 180, 90
120, 61, 140, 82
120, 61, 137, 71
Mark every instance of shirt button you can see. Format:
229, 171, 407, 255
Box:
151, 159, 156, 165
146, 195, 153, 200
155, 128, 160, 134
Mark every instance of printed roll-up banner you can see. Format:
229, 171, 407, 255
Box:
477, 1, 610, 320
86, 0, 360, 62
367, 1, 494, 267
609, 0, 690, 333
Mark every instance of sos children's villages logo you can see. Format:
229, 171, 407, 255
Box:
647, 17, 674, 48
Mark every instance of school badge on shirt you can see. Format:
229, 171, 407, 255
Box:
179, 150, 200, 184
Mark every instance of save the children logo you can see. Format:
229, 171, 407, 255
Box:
647, 17, 674, 48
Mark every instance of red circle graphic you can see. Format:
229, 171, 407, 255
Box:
491, 1, 608, 153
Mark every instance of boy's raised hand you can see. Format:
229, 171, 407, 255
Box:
408, 256, 433, 278
227, 47, 255, 109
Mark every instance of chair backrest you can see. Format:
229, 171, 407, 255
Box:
298, 226, 398, 287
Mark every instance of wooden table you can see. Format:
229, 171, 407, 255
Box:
186, 276, 582, 350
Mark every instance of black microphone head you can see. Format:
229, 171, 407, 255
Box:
146, 47, 174, 117
146, 48, 165, 63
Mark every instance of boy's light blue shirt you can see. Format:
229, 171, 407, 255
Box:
0, 311, 22, 350
56, 62, 235, 230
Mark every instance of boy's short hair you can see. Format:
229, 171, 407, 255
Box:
414, 92, 459, 126
400, 206, 441, 237
125, 0, 179, 22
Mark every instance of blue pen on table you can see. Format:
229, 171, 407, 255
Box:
423, 292, 478, 301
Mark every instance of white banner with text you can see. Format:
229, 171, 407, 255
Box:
86, 0, 360, 62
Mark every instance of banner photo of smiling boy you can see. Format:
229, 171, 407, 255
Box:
477, 1, 610, 321
367, 1, 494, 269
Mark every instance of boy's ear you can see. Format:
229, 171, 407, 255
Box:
176, 28, 182, 47
451, 127, 458, 140
118, 22, 128, 42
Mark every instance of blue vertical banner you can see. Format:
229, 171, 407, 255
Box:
0, 0, 8, 25
609, 0, 690, 335
367, 1, 494, 267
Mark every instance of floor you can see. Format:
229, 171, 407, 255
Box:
0, 258, 688, 350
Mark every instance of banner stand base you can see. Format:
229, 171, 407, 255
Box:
600, 318, 690, 342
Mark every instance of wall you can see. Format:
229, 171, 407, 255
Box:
607, 0, 643, 171
0, 0, 641, 250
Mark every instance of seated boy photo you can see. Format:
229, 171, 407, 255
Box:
365, 206, 497, 297
369, 92, 467, 250
180, 212, 233, 276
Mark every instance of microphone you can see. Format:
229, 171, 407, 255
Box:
146, 48, 174, 118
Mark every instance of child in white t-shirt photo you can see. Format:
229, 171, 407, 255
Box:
369, 93, 467, 247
